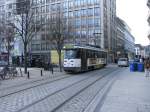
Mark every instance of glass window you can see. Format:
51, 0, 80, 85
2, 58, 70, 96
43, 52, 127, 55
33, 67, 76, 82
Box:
46, 0, 50, 3
87, 8, 93, 16
81, 0, 87, 6
94, 7, 100, 16
87, 0, 93, 5
81, 9, 86, 16
94, 18, 100, 26
69, 11, 73, 18
51, 5, 54, 11
64, 50, 80, 59
81, 18, 86, 26
93, 0, 99, 5
40, 0, 45, 4
63, 12, 67, 18
41, 6, 45, 13
75, 0, 80, 7
75, 19, 80, 28
81, 30, 86, 35
68, 1, 73, 8
63, 2, 68, 10
87, 18, 93, 27
46, 5, 49, 12
74, 10, 80, 17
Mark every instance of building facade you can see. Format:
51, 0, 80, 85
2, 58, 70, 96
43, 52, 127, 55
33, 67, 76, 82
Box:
147, 0, 150, 41
0, 0, 117, 64
116, 17, 135, 60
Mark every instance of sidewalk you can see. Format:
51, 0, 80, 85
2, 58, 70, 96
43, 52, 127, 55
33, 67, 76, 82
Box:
100, 68, 150, 112
0, 67, 65, 89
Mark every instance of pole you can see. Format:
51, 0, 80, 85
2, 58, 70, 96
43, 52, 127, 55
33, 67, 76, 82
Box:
41, 70, 43, 76
27, 71, 30, 79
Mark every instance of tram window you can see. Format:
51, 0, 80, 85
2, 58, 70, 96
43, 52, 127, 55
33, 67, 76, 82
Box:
64, 49, 80, 59
87, 50, 91, 58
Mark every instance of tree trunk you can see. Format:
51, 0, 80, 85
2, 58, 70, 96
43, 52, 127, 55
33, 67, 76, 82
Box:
7, 47, 10, 66
7, 41, 10, 66
24, 44, 27, 74
58, 50, 62, 72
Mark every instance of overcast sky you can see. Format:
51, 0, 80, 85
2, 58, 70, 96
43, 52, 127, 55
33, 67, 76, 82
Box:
116, 0, 149, 46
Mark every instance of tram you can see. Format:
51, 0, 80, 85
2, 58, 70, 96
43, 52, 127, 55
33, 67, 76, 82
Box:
63, 45, 107, 73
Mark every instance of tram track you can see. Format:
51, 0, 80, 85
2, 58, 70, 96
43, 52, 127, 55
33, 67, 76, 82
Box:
55, 68, 124, 112
0, 67, 116, 112
53, 68, 123, 112
14, 67, 119, 112
0, 74, 71, 98
0, 68, 110, 98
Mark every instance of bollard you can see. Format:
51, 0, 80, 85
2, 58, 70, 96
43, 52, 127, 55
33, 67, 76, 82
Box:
27, 71, 30, 79
51, 65, 53, 74
41, 70, 43, 76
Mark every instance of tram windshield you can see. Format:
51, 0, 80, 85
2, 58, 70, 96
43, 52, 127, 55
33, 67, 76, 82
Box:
64, 49, 80, 59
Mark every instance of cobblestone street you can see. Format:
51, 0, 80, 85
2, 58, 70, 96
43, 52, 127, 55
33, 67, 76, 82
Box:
0, 65, 150, 112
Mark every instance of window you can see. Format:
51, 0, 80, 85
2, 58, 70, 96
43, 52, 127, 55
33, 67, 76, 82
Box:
94, 7, 100, 16
75, 0, 80, 7
74, 10, 80, 17
63, 2, 68, 10
87, 18, 93, 27
8, 4, 13, 9
69, 11, 73, 18
87, 0, 93, 5
94, 18, 100, 27
41, 6, 45, 13
41, 43, 46, 50
75, 19, 80, 28
81, 9, 86, 16
87, 8, 93, 16
46, 5, 49, 12
40, 0, 45, 4
46, 0, 50, 3
63, 12, 68, 18
93, 0, 99, 5
68, 1, 73, 8
81, 19, 86, 27
51, 4, 56, 11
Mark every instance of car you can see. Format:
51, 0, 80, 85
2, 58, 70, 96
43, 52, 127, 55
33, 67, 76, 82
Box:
118, 58, 129, 67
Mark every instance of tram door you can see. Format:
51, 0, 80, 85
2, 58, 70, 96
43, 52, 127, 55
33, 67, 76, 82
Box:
81, 49, 87, 71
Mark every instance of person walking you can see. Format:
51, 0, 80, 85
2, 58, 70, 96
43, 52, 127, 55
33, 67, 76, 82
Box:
144, 58, 150, 77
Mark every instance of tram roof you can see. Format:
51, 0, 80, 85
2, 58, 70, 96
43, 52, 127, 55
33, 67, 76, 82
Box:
64, 45, 107, 52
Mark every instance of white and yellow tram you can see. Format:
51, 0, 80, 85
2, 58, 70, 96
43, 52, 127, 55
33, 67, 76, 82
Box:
63, 45, 107, 73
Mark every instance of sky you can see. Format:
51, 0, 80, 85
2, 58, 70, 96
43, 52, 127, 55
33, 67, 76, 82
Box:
116, 0, 149, 46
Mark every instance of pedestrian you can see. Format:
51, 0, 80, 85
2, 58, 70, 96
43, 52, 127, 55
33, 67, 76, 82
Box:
140, 58, 143, 63
144, 58, 150, 77
50, 63, 53, 74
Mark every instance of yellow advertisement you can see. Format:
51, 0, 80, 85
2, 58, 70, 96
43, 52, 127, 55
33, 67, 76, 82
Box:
51, 50, 64, 64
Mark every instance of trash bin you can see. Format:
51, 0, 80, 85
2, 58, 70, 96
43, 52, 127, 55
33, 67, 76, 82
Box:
137, 63, 144, 72
130, 62, 137, 72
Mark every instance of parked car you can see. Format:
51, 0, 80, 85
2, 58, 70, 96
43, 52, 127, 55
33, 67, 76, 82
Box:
118, 58, 129, 67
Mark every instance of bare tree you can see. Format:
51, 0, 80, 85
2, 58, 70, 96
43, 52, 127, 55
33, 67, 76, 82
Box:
9, 0, 43, 73
47, 6, 73, 72
0, 20, 15, 66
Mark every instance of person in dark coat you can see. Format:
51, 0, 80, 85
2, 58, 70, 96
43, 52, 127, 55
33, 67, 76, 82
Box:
144, 58, 150, 77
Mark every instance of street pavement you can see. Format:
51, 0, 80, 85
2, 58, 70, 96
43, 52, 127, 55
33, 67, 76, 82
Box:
99, 68, 150, 112
0, 65, 149, 112
0, 67, 64, 89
